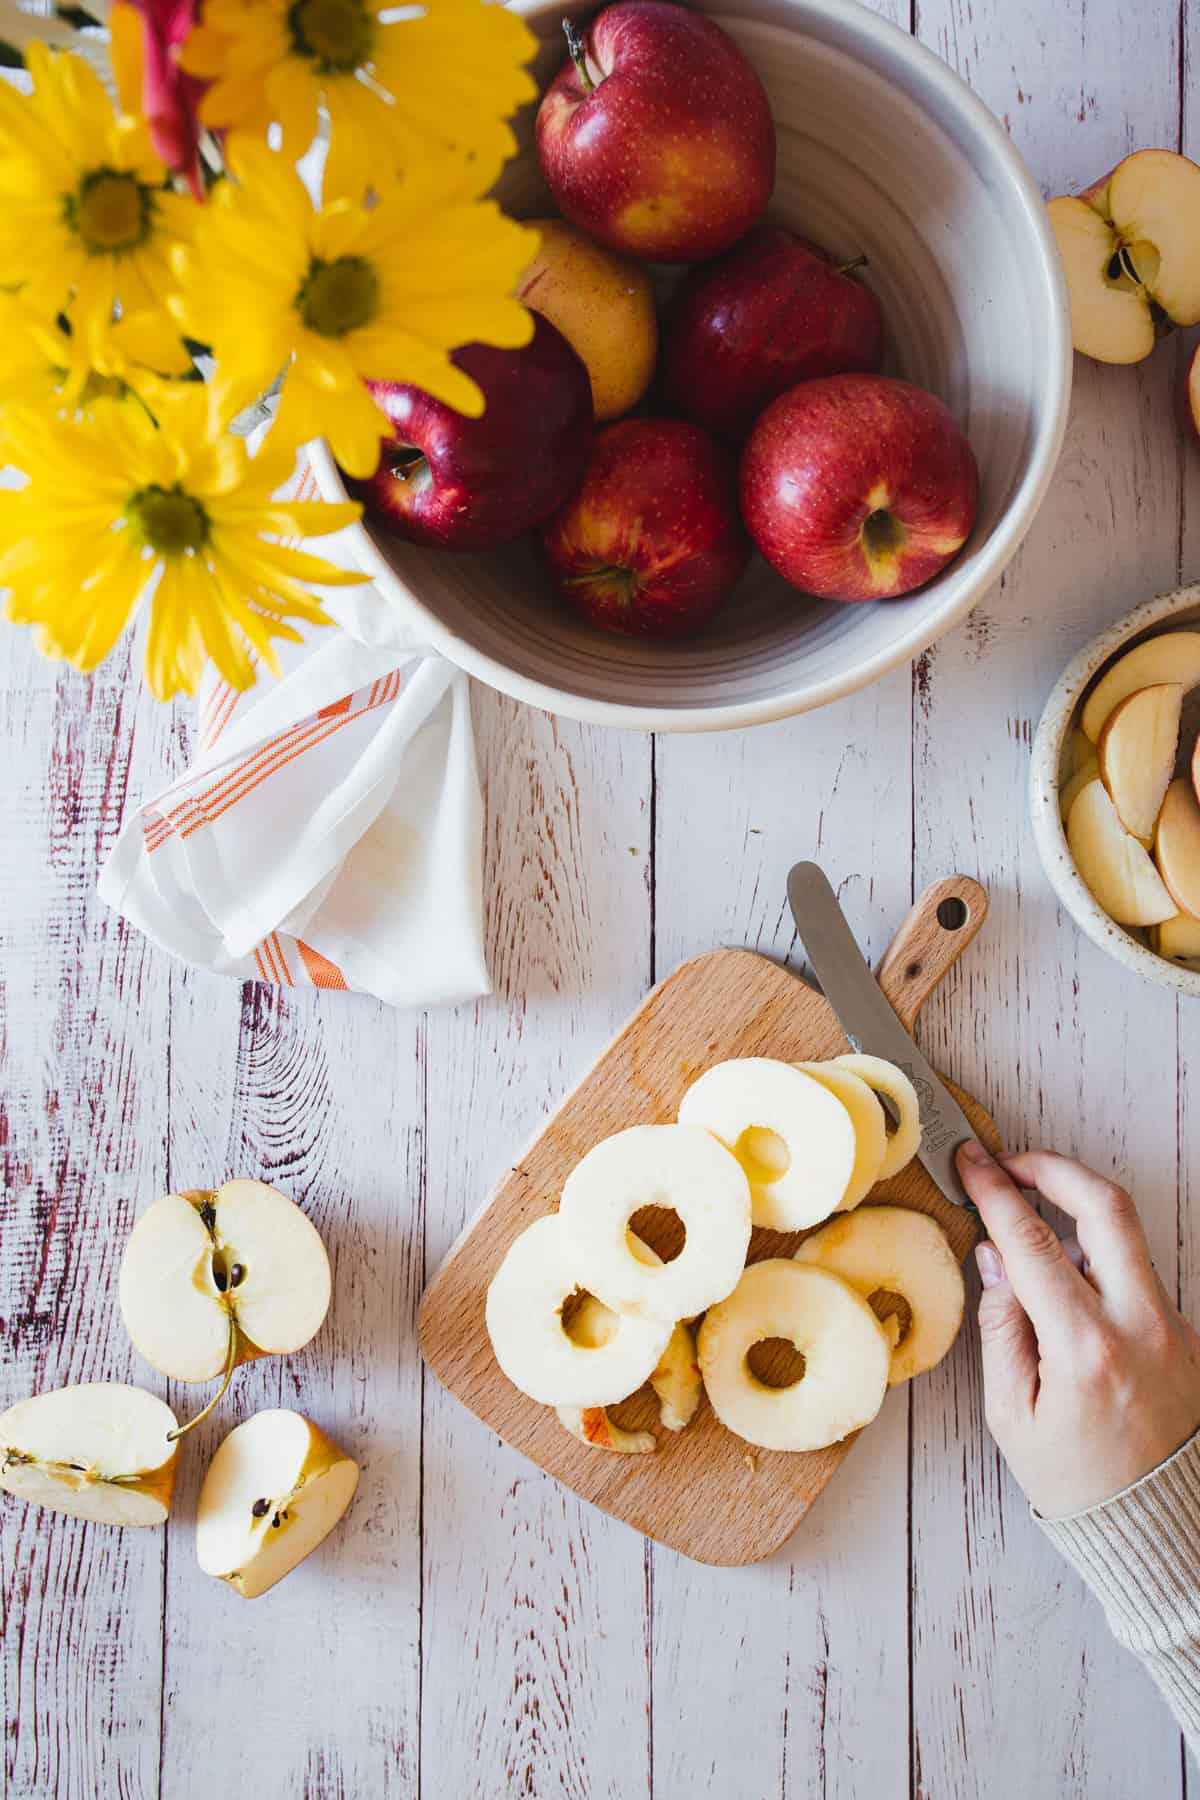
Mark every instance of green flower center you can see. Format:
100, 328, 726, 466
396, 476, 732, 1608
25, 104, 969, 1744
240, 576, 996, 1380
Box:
78, 371, 129, 406
288, 0, 373, 70
296, 255, 379, 337
65, 168, 152, 256
126, 485, 210, 558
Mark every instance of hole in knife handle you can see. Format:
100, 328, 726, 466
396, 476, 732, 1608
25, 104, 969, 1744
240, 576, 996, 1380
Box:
936, 897, 969, 931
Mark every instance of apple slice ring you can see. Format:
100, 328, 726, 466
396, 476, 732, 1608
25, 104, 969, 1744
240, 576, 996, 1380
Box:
559, 1123, 752, 1321
677, 1058, 857, 1232
830, 1054, 922, 1180
697, 1259, 890, 1452
486, 1214, 673, 1409
793, 1061, 888, 1210
794, 1206, 965, 1385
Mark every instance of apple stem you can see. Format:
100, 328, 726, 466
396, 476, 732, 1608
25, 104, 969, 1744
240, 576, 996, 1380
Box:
838, 255, 869, 276
167, 1321, 239, 1442
562, 18, 595, 93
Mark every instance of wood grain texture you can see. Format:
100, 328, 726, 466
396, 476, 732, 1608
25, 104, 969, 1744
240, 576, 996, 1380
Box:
419, 882, 995, 1567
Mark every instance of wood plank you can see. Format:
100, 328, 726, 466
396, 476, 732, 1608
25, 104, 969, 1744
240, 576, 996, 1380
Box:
908, 0, 1187, 1789
649, 670, 918, 1792
419, 692, 655, 1798
157, 976, 425, 1797
0, 635, 175, 1800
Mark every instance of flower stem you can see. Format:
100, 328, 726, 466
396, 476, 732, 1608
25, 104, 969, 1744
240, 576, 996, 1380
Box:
562, 18, 595, 92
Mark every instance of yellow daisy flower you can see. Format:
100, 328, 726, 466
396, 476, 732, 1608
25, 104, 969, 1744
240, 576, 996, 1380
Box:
0, 390, 366, 701
179, 0, 538, 203
0, 292, 194, 420
171, 137, 539, 479
0, 40, 194, 332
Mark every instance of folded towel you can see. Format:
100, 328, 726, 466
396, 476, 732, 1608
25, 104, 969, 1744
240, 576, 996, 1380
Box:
99, 463, 491, 1008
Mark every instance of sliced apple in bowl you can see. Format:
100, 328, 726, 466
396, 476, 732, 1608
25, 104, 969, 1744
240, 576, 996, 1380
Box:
1080, 630, 1200, 741
1066, 777, 1176, 926
1154, 778, 1200, 918
1152, 911, 1200, 961
1096, 681, 1182, 842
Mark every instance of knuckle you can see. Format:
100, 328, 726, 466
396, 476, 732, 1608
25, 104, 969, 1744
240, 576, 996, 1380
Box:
1007, 1211, 1062, 1263
1075, 1327, 1120, 1387
1099, 1179, 1137, 1222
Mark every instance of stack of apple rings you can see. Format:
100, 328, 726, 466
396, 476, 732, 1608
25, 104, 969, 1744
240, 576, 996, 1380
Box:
485, 1054, 965, 1455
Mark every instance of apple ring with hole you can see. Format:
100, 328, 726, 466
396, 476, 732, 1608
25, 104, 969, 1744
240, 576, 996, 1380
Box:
794, 1206, 965, 1385
829, 1054, 922, 1180
793, 1061, 887, 1210
697, 1259, 890, 1452
487, 1214, 673, 1408
677, 1058, 857, 1232
556, 1292, 702, 1450
559, 1123, 751, 1321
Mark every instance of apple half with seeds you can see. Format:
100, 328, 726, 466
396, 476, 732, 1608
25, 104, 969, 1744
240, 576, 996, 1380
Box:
120, 1180, 332, 1434
0, 1384, 178, 1526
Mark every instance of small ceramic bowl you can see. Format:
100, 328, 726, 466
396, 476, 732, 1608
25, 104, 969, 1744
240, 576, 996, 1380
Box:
1030, 583, 1200, 997
309, 0, 1072, 731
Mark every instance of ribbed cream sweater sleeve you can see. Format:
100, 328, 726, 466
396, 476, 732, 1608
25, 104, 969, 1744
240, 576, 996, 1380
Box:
1037, 1430, 1200, 1752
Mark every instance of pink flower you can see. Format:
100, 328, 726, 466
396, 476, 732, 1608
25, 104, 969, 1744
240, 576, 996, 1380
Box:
125, 0, 207, 198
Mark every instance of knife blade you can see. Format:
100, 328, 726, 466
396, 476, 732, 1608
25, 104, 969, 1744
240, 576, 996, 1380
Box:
786, 861, 978, 1213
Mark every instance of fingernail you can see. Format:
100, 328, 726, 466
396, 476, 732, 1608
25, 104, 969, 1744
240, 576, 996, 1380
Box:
959, 1139, 992, 1165
976, 1243, 1005, 1288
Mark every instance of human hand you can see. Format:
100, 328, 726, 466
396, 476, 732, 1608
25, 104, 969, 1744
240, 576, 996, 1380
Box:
955, 1142, 1200, 1519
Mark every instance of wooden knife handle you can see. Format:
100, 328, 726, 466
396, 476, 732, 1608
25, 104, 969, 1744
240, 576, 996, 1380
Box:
875, 876, 989, 1033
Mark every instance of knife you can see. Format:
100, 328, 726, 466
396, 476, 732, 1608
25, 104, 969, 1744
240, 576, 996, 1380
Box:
786, 861, 979, 1214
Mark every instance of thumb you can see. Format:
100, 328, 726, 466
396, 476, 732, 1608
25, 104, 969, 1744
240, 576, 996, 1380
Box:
975, 1242, 1039, 1430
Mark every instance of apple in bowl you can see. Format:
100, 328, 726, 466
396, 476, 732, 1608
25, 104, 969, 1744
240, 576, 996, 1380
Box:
739, 374, 979, 602
660, 229, 884, 441
356, 314, 593, 550
535, 0, 775, 264
540, 418, 750, 637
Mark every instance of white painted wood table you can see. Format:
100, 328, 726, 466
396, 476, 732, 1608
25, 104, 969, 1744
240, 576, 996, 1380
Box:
3, 0, 1198, 1792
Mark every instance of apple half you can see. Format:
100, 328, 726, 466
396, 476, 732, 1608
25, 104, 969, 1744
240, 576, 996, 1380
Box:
1080, 631, 1200, 741
1096, 682, 1182, 843
119, 1180, 332, 1435
196, 1409, 359, 1599
0, 1384, 178, 1526
1154, 778, 1200, 918
1067, 777, 1176, 926
1049, 150, 1200, 364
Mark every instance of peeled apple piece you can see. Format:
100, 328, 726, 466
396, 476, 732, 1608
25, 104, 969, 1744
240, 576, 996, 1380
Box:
486, 1214, 673, 1408
119, 1180, 332, 1384
793, 1061, 888, 1210
559, 1123, 751, 1321
0, 1384, 178, 1526
697, 1260, 890, 1451
678, 1057, 857, 1232
558, 1293, 701, 1442
651, 1321, 702, 1432
556, 1406, 657, 1454
794, 1206, 965, 1385
830, 1054, 922, 1180
196, 1409, 359, 1599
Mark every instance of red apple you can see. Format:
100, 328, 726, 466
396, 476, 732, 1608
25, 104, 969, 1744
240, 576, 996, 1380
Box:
1185, 342, 1200, 444
355, 315, 593, 550
540, 418, 750, 637
739, 374, 979, 602
535, 1, 775, 264
660, 229, 884, 440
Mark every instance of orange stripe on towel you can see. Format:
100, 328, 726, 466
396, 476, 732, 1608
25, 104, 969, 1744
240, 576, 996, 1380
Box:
296, 939, 349, 990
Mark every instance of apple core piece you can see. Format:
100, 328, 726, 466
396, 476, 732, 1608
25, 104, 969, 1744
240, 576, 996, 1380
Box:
678, 1059, 856, 1232
486, 1214, 673, 1408
0, 1384, 178, 1526
556, 1406, 657, 1454
697, 1260, 890, 1451
196, 1409, 359, 1599
558, 1123, 751, 1320
829, 1055, 922, 1180
794, 1206, 965, 1384
793, 1061, 888, 1210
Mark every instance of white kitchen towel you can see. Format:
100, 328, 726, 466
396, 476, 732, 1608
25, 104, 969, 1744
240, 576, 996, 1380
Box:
98, 464, 491, 1008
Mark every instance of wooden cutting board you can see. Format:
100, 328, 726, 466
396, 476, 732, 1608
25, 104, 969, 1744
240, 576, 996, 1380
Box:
418, 877, 1001, 1566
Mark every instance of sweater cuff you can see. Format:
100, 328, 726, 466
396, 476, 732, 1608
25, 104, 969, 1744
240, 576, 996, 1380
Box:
1036, 1428, 1200, 1742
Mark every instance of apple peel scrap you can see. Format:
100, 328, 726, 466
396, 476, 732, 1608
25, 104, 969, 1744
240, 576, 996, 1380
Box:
486, 1053, 943, 1458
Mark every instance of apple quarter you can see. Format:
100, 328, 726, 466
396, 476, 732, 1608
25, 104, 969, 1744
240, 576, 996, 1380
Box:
0, 1384, 178, 1527
558, 1123, 751, 1321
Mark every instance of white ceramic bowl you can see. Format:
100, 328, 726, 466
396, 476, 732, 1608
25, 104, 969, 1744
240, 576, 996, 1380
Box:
310, 0, 1072, 731
1030, 584, 1200, 998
